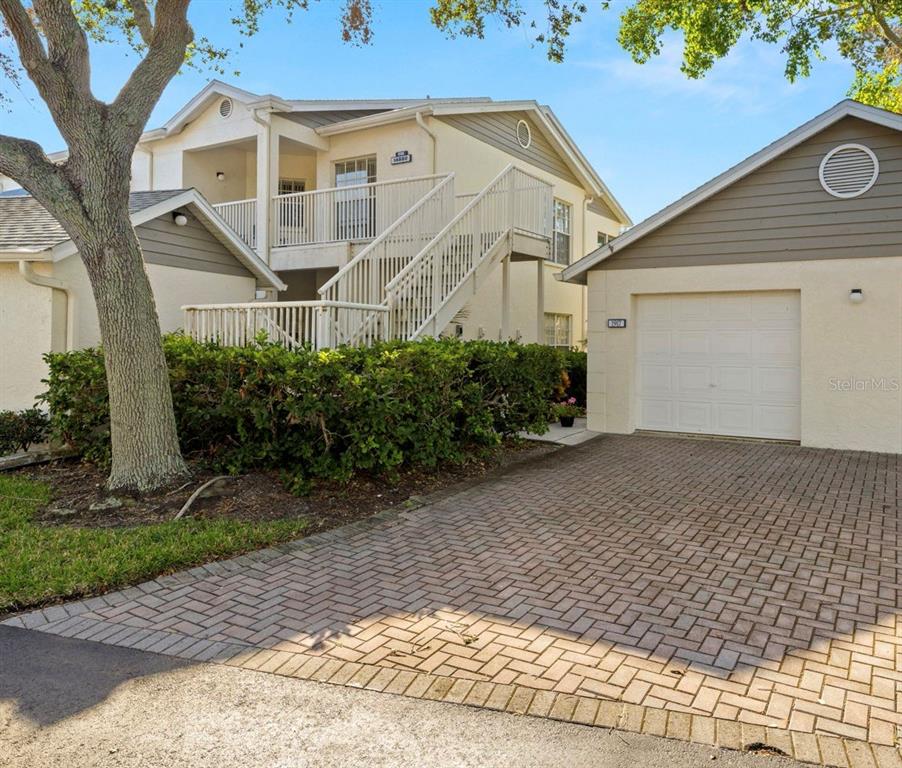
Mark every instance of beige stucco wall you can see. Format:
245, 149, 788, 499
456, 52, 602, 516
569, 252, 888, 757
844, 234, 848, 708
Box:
586, 256, 902, 454
0, 262, 59, 410
0, 256, 257, 410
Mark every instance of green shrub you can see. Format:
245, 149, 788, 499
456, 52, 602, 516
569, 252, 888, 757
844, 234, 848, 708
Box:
562, 349, 587, 407
0, 409, 50, 455
42, 336, 564, 483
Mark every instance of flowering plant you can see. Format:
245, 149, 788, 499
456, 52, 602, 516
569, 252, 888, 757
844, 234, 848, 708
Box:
552, 397, 583, 419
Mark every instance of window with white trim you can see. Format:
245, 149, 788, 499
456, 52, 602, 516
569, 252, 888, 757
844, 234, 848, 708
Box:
278, 178, 306, 195
597, 231, 612, 247
552, 199, 572, 265
544, 313, 572, 348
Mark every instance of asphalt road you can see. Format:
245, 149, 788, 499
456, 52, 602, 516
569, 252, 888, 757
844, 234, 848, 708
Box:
0, 625, 803, 768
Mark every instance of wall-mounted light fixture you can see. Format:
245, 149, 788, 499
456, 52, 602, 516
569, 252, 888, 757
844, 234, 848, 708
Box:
172, 212, 188, 227
215, 171, 226, 182
849, 288, 864, 304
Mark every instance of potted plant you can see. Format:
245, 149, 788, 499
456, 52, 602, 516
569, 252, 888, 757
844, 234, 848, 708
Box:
552, 397, 583, 428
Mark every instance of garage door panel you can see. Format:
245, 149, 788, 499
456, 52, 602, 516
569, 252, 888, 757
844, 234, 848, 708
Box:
677, 366, 713, 393
754, 330, 799, 358
711, 330, 753, 357
640, 399, 673, 430
636, 291, 800, 440
758, 405, 801, 439
675, 331, 709, 357
759, 367, 801, 399
638, 330, 672, 356
639, 364, 673, 394
717, 367, 754, 394
677, 401, 713, 432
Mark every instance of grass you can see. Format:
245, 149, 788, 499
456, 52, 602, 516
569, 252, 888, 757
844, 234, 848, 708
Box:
0, 474, 311, 615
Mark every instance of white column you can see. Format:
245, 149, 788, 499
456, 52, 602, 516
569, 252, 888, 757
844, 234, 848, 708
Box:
255, 121, 280, 263
255, 122, 271, 262
536, 259, 545, 343
501, 255, 511, 340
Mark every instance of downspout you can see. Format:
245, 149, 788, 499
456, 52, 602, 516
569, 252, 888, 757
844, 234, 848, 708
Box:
19, 260, 75, 351
415, 111, 437, 175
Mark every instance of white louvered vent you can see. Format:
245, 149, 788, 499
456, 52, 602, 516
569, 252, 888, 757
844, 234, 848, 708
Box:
516, 119, 532, 149
218, 98, 233, 118
819, 144, 878, 198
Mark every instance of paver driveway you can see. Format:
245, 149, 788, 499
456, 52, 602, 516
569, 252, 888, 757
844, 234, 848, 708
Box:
6, 435, 901, 752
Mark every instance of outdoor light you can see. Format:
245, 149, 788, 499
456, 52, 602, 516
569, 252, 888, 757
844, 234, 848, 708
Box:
172, 212, 188, 227
216, 171, 226, 181
849, 288, 864, 304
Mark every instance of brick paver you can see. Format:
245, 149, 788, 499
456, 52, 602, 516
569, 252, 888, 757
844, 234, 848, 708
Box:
5, 435, 901, 764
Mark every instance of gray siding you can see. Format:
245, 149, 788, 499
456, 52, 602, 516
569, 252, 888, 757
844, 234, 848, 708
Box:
588, 198, 617, 221
603, 116, 902, 270
437, 112, 580, 185
278, 110, 388, 128
136, 212, 253, 277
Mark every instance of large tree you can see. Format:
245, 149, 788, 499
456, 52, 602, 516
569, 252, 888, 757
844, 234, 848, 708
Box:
0, 0, 587, 493
0, 0, 370, 492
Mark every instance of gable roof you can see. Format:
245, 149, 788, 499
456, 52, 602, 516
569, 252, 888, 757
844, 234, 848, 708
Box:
0, 189, 285, 290
139, 80, 631, 226
561, 99, 902, 284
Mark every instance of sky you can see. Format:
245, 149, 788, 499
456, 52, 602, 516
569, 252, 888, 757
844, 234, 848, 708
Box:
0, 0, 859, 223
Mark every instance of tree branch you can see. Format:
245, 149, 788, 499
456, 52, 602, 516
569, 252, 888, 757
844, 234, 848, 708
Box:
33, 0, 92, 98
111, 0, 193, 148
0, 133, 85, 229
869, 1, 902, 52
130, 0, 155, 46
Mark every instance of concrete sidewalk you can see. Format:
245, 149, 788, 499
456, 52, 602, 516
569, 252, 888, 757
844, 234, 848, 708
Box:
0, 625, 803, 768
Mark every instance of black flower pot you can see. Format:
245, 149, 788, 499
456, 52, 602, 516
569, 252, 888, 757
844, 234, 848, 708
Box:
559, 416, 575, 428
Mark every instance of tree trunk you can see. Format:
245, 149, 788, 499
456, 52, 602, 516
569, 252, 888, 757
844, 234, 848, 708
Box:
76, 210, 188, 492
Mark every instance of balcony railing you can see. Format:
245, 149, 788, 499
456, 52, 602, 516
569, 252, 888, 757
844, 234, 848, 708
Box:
183, 300, 389, 350
213, 198, 257, 249
272, 174, 449, 249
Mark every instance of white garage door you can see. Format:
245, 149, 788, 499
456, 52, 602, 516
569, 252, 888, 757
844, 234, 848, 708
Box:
636, 291, 801, 440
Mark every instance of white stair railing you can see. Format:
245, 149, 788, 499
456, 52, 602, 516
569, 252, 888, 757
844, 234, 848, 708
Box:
273, 174, 449, 248
213, 198, 257, 249
183, 301, 388, 350
385, 165, 552, 340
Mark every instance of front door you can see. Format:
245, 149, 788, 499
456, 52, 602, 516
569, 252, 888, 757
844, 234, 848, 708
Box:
334, 156, 376, 240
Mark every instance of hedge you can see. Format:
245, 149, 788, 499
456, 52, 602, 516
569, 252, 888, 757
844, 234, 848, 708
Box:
42, 335, 568, 485
0, 409, 49, 455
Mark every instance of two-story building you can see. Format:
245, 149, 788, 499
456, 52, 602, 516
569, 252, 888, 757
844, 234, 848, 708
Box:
1, 80, 630, 409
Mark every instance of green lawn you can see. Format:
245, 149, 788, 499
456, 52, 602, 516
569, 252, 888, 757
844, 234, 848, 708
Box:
0, 474, 311, 615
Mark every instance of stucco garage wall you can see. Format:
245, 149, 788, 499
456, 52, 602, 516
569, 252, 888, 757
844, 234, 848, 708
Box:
0, 262, 60, 410
587, 257, 902, 454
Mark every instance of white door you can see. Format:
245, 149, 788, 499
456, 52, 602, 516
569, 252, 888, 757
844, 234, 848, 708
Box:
636, 291, 801, 440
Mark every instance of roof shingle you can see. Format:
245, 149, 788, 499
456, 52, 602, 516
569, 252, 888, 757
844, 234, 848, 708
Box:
0, 189, 188, 252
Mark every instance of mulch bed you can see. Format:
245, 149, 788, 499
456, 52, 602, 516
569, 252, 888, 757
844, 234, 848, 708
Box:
14, 439, 558, 532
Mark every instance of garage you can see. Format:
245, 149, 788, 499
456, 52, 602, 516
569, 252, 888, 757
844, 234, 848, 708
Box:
636, 291, 801, 440
560, 99, 902, 454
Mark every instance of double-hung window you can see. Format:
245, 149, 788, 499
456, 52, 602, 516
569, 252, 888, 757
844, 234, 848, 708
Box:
552, 200, 572, 265
544, 313, 572, 349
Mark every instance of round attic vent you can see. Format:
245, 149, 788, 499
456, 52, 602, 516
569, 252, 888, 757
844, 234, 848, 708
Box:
516, 119, 532, 149
218, 98, 233, 118
818, 143, 878, 198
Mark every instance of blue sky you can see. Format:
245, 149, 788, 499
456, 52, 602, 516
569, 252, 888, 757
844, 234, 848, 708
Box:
2, 1, 857, 222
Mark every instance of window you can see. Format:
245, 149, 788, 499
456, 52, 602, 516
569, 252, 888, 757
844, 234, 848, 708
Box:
544, 313, 572, 349
334, 156, 377, 239
278, 178, 306, 195
552, 200, 571, 265
334, 156, 376, 187
597, 231, 612, 247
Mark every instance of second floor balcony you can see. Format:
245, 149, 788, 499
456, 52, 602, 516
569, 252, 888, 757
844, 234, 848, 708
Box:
213, 173, 449, 255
